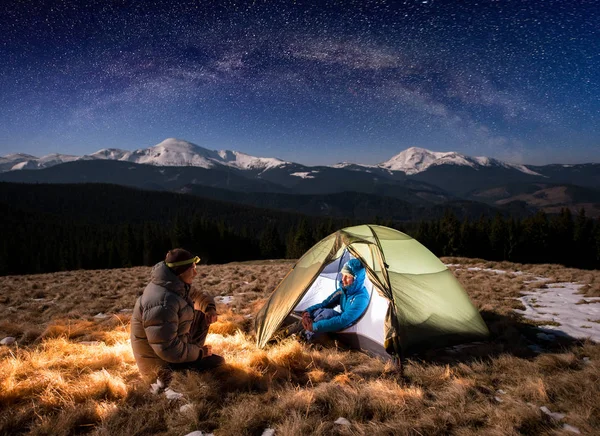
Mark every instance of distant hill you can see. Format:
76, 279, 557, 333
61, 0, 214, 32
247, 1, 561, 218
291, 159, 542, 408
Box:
468, 183, 600, 218
2, 138, 599, 218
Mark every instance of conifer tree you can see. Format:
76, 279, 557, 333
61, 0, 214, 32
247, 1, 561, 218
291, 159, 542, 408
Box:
506, 217, 520, 262
574, 208, 594, 268
521, 211, 550, 263
441, 209, 460, 256
259, 224, 284, 259
489, 213, 507, 260
459, 218, 475, 258
287, 219, 313, 259
475, 215, 492, 260
550, 208, 574, 266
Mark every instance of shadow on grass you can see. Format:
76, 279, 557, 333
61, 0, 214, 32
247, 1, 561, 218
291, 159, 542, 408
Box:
413, 310, 593, 366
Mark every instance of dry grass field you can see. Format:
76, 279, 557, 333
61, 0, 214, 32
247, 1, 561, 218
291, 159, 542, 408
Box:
1, 257, 599, 435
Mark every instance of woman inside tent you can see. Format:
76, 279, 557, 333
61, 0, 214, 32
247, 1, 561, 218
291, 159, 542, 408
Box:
288, 258, 370, 342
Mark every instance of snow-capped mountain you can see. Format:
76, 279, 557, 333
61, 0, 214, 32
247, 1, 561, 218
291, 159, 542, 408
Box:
377, 147, 541, 176
0, 138, 288, 173
1, 153, 79, 171
83, 138, 289, 170
122, 138, 223, 168
86, 148, 132, 161
0, 140, 541, 176
216, 149, 287, 171
0, 153, 38, 172
4, 139, 599, 197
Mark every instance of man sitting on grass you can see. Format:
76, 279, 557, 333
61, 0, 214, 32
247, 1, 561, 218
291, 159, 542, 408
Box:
130, 248, 224, 392
288, 258, 370, 343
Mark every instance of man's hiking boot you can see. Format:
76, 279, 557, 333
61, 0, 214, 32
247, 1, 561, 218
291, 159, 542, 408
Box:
284, 320, 304, 337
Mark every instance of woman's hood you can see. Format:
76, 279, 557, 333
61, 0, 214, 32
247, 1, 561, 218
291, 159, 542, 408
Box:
339, 259, 366, 295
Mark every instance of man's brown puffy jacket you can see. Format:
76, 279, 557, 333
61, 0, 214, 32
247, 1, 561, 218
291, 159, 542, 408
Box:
130, 261, 215, 379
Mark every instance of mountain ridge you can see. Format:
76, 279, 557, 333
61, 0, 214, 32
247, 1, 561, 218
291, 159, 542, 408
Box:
0, 138, 555, 176
2, 138, 599, 217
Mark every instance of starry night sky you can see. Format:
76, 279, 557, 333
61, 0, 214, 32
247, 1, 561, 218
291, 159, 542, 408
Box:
1, 0, 598, 166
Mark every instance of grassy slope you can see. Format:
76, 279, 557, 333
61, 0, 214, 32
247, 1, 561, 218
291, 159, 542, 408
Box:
0, 258, 599, 435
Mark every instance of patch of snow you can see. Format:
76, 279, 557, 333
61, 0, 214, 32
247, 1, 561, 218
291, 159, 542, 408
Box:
494, 396, 504, 403
261, 429, 275, 436
164, 388, 183, 400
150, 378, 165, 394
524, 277, 550, 284
119, 308, 133, 313
515, 282, 600, 342
496, 389, 506, 395
184, 432, 205, 436
467, 267, 509, 274
215, 296, 234, 305
290, 171, 315, 179
540, 406, 565, 421
446, 265, 529, 276
334, 417, 351, 426
94, 312, 109, 319
331, 162, 376, 170
563, 423, 581, 433
1, 337, 16, 345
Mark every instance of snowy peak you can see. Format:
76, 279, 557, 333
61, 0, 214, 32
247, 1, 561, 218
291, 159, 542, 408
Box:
126, 138, 288, 170
87, 148, 131, 160
217, 150, 287, 170
379, 147, 541, 176
2, 153, 79, 171
2, 153, 38, 161
379, 147, 472, 174
126, 138, 220, 169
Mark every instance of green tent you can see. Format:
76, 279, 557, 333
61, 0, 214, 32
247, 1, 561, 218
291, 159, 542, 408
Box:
255, 224, 488, 358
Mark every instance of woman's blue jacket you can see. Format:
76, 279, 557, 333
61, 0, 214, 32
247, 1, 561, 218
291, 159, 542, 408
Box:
305, 259, 370, 333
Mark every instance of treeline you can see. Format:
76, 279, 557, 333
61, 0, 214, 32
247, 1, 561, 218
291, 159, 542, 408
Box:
415, 209, 600, 269
0, 183, 358, 275
1, 182, 599, 275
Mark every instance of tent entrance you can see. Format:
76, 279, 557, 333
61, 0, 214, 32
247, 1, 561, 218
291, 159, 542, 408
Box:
290, 249, 391, 358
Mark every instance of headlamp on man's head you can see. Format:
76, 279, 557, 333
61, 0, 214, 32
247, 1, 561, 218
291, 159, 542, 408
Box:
166, 255, 201, 268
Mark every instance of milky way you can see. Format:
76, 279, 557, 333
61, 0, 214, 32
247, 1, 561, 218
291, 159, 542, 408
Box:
1, 0, 598, 165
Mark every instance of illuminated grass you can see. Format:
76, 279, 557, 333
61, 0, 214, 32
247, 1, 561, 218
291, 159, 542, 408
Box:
0, 259, 598, 435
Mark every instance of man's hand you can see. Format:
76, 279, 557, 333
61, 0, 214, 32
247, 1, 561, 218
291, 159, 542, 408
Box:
202, 344, 212, 357
302, 311, 311, 321
205, 308, 218, 325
